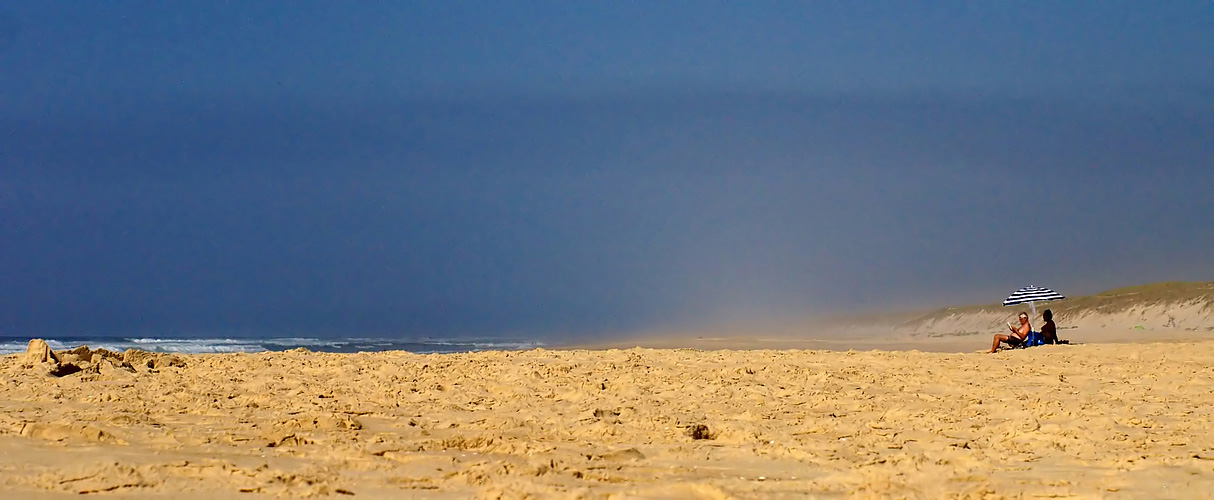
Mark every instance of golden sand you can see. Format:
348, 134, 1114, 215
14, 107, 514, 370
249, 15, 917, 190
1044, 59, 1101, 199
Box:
2, 340, 1213, 498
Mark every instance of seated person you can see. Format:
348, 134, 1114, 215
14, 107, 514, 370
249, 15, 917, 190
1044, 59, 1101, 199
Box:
1040, 309, 1068, 344
990, 311, 1031, 353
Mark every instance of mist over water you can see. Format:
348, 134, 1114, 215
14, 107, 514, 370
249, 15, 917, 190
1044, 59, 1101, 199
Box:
4, 90, 1211, 344
3, 2, 1213, 344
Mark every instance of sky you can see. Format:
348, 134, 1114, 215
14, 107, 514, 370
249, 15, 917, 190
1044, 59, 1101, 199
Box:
1, 1, 1212, 340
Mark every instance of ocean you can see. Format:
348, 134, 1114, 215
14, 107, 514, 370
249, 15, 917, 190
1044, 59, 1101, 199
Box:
0, 335, 546, 355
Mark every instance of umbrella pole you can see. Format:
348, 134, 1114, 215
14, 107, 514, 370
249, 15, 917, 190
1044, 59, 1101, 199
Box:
1029, 301, 1037, 317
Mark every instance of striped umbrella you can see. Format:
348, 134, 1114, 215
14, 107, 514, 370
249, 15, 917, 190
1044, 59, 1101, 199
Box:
1003, 285, 1065, 316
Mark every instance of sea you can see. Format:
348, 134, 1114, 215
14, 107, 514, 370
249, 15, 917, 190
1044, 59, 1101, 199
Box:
0, 335, 546, 355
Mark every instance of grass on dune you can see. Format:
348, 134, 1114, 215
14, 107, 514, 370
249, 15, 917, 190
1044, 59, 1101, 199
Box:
904, 281, 1214, 326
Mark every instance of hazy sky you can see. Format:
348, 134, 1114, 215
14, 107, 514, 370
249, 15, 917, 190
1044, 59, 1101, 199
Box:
2, 1, 1212, 339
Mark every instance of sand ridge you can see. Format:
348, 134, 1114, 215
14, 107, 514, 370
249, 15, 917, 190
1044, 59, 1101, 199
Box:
1, 341, 1213, 498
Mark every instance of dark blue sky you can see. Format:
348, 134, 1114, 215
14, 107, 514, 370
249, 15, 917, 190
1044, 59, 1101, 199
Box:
2, 1, 1212, 339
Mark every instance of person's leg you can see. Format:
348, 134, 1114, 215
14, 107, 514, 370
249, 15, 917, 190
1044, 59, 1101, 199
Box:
990, 334, 1011, 353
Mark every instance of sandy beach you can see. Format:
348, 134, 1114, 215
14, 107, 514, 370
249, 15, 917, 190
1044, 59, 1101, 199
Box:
7, 2, 1212, 497
2, 336, 1213, 498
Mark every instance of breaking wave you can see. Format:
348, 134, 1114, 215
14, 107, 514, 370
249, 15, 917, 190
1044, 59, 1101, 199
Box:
0, 335, 545, 355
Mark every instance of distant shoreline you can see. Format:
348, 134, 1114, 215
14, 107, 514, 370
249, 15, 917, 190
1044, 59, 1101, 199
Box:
555, 327, 1214, 353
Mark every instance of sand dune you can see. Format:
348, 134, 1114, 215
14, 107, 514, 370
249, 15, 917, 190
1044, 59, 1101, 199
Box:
898, 282, 1214, 339
2, 338, 1213, 498
570, 282, 1214, 353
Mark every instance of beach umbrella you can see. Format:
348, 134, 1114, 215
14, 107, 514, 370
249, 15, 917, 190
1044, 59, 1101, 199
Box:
1002, 285, 1065, 316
